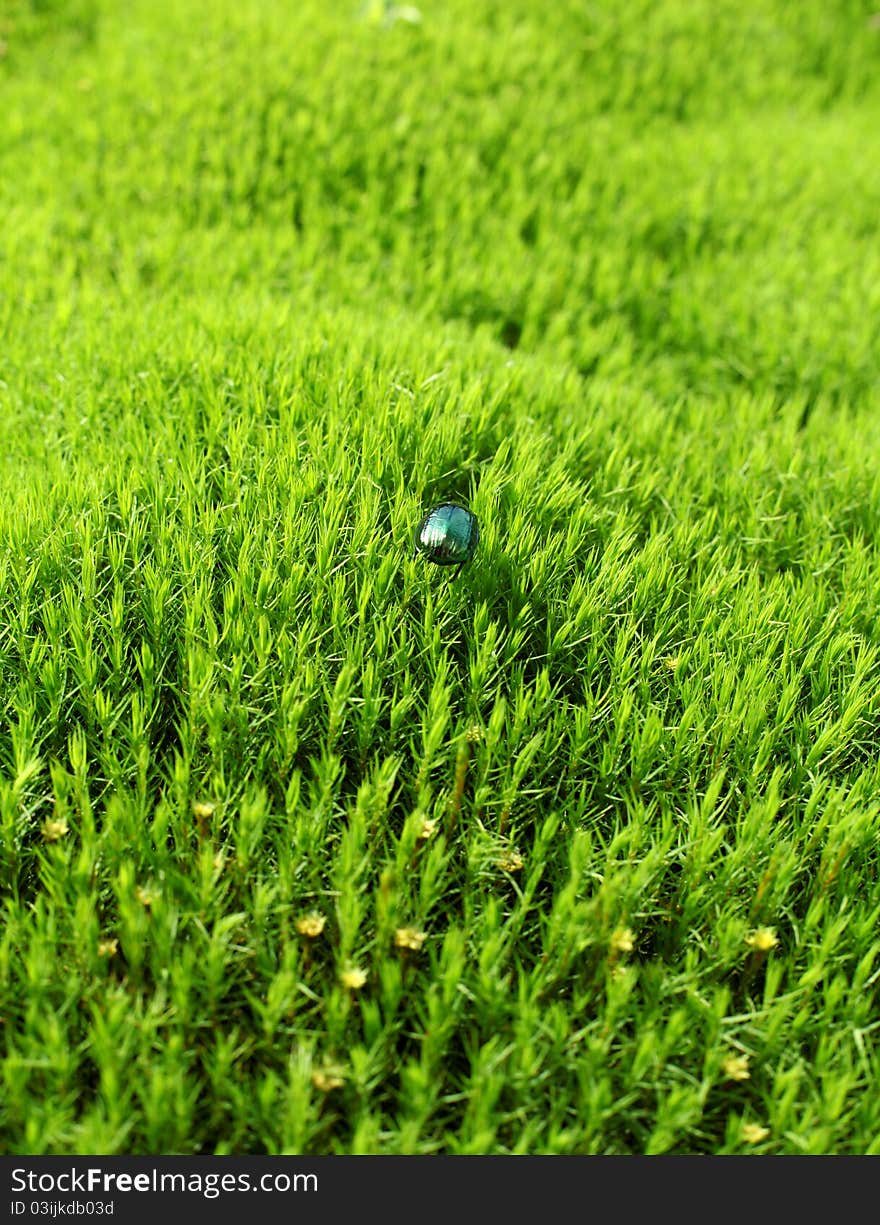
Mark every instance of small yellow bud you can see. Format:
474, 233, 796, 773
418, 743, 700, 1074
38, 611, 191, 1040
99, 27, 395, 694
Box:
745, 927, 778, 952
311, 1069, 345, 1092
418, 817, 439, 840
41, 818, 69, 842
496, 851, 524, 872
394, 927, 426, 951
741, 1122, 770, 1144
610, 927, 635, 955
722, 1054, 751, 1082
295, 912, 326, 939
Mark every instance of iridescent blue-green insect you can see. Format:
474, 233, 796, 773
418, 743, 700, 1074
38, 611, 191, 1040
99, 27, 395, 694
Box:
411, 503, 480, 578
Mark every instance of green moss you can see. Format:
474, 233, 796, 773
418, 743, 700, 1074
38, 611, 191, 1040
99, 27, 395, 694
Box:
1, 0, 879, 1155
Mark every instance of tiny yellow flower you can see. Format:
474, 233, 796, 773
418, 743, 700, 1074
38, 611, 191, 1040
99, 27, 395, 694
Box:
97, 939, 119, 958
312, 1069, 345, 1092
663, 656, 679, 671
741, 1121, 770, 1144
465, 725, 483, 743
497, 851, 524, 872
41, 818, 69, 842
418, 816, 439, 841
340, 966, 368, 991
722, 1054, 751, 1082
394, 926, 426, 951
192, 800, 216, 820
745, 927, 778, 952
296, 912, 326, 939
135, 885, 159, 907
610, 927, 635, 955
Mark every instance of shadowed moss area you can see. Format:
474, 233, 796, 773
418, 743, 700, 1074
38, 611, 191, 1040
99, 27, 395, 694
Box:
1, 0, 879, 1154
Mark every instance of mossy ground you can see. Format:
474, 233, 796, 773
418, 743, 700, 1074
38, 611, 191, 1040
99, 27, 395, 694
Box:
1, 0, 880, 1154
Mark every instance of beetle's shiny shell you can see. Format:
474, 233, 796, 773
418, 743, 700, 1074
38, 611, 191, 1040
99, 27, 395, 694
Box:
412, 504, 480, 567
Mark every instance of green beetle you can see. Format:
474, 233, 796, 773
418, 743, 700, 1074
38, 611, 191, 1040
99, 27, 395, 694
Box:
411, 503, 480, 578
